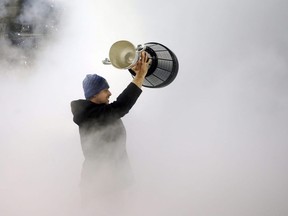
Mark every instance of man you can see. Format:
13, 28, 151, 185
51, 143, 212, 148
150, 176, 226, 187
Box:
70, 51, 150, 204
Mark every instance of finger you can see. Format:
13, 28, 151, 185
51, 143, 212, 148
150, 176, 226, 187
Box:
139, 52, 144, 62
146, 55, 150, 62
143, 52, 147, 62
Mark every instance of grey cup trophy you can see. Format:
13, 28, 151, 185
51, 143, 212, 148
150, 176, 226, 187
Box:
103, 40, 179, 88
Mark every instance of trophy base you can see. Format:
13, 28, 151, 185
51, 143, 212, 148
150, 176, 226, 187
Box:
129, 42, 179, 88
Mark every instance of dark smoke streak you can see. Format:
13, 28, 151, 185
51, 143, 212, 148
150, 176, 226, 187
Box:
0, 0, 61, 66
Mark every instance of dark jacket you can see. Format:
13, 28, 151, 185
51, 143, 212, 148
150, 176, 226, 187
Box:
71, 82, 142, 160
70, 82, 142, 192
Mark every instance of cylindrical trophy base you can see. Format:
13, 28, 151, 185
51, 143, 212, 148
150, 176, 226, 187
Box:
129, 42, 179, 88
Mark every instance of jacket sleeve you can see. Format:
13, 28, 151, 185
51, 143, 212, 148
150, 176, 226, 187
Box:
87, 82, 142, 121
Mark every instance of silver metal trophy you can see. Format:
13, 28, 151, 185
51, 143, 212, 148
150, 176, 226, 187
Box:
103, 40, 179, 88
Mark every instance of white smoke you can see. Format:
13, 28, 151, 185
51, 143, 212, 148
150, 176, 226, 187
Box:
1, 0, 288, 216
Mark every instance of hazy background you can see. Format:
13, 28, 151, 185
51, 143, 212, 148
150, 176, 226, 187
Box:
1, 0, 288, 215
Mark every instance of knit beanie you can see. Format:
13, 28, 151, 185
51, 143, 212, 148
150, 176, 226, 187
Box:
82, 74, 110, 99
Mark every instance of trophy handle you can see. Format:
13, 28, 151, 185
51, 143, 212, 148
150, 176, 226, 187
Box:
136, 44, 146, 52
102, 58, 111, 65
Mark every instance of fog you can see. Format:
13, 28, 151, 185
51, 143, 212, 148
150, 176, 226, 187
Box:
1, 0, 288, 215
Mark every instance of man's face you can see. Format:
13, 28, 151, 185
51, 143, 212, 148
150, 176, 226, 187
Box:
91, 89, 112, 104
